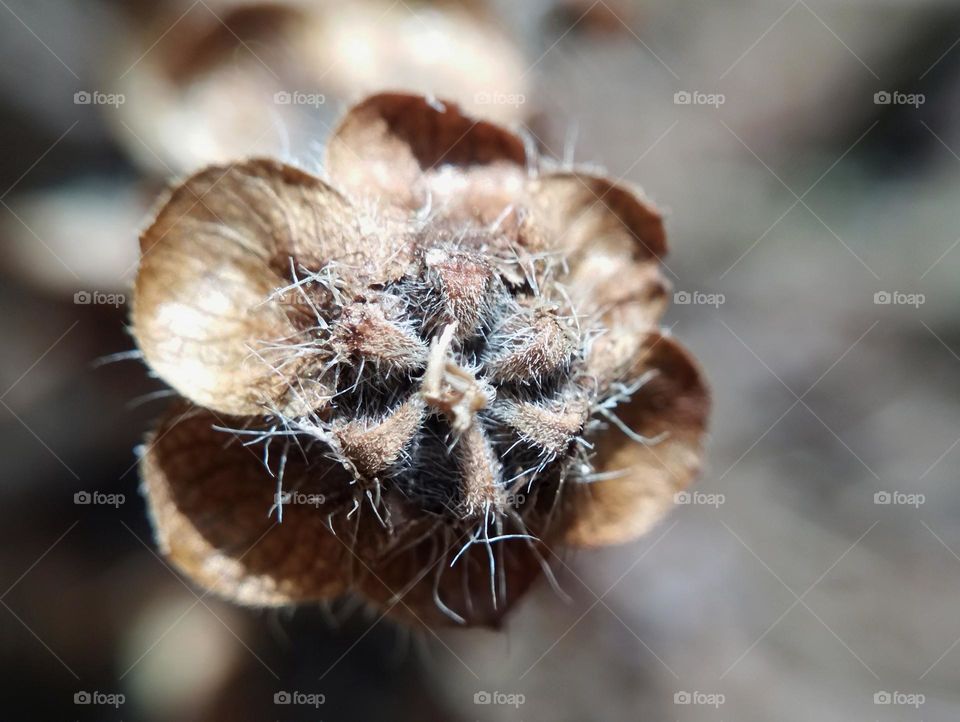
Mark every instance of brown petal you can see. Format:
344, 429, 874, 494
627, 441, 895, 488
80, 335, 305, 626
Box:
117, 6, 528, 175
133, 159, 364, 416
562, 331, 709, 547
567, 252, 669, 329
528, 172, 669, 327
530, 172, 666, 259
115, 4, 313, 175
326, 93, 528, 217
141, 404, 354, 605
358, 518, 550, 629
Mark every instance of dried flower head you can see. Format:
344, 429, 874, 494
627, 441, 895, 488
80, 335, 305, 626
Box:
133, 93, 709, 628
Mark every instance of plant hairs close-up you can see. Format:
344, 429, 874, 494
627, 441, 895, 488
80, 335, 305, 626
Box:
4, 1, 960, 720
132, 92, 709, 629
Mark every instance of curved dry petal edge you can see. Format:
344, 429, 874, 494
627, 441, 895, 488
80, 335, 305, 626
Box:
141, 404, 359, 605
563, 331, 710, 547
529, 172, 667, 260
133, 158, 366, 416
158, 4, 306, 85
528, 172, 669, 327
326, 92, 528, 211
568, 253, 669, 330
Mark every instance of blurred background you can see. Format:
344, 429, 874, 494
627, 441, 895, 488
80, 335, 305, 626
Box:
1, 0, 959, 719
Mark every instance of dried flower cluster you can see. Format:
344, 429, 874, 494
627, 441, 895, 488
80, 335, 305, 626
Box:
134, 93, 709, 627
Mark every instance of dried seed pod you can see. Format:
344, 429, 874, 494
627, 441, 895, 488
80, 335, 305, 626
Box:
135, 93, 710, 628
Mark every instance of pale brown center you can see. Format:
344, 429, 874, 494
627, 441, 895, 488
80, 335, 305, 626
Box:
419, 322, 495, 432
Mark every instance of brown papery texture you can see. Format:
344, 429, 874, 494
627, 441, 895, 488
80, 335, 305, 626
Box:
134, 93, 710, 628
